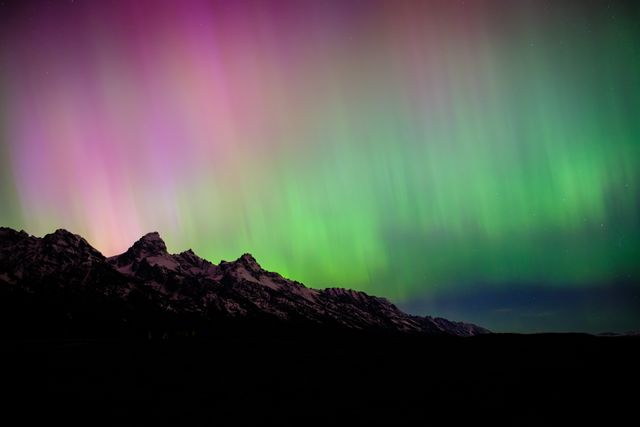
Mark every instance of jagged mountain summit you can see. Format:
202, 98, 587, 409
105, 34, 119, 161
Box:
0, 227, 489, 338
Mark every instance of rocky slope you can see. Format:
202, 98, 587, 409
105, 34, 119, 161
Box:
0, 227, 489, 337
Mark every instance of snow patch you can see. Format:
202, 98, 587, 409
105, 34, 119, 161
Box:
147, 255, 180, 270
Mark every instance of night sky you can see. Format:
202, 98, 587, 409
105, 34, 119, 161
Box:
1, 0, 639, 332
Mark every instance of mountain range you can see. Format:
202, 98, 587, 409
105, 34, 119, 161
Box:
0, 227, 488, 338
2, 227, 639, 426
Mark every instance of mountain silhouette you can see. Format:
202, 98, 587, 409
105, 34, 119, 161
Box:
1, 227, 638, 427
0, 227, 488, 338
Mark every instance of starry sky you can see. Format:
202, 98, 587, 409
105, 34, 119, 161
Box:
1, 0, 639, 332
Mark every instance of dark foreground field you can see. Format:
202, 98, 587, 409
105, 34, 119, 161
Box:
1, 331, 638, 425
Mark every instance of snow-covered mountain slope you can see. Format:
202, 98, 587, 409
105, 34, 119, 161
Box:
0, 227, 489, 337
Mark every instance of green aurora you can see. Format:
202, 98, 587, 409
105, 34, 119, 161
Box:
0, 1, 639, 331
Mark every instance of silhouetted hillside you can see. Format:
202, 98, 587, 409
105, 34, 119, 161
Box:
0, 227, 488, 339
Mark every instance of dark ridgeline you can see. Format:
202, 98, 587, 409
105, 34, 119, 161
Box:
0, 227, 638, 425
0, 227, 488, 339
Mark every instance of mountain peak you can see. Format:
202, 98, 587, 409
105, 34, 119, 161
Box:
0, 227, 29, 239
0, 227, 30, 248
48, 228, 80, 240
140, 231, 164, 242
40, 228, 104, 259
44, 228, 89, 246
129, 232, 168, 256
237, 253, 261, 271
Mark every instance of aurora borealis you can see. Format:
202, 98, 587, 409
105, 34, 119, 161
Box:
1, 0, 639, 332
